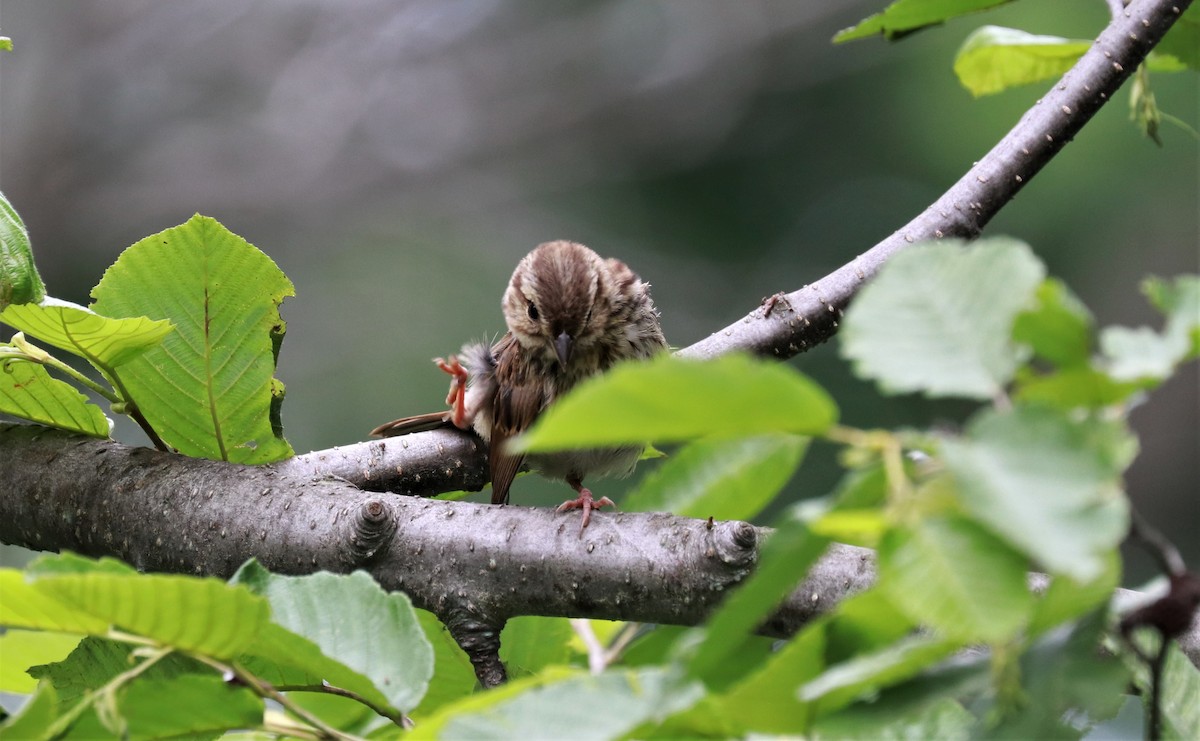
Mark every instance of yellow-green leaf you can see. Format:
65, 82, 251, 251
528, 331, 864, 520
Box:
954, 26, 1090, 97
515, 354, 837, 453
1, 299, 173, 369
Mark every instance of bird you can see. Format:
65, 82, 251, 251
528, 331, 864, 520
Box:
371, 240, 668, 533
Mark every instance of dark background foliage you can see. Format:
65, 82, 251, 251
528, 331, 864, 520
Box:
1, 0, 1195, 576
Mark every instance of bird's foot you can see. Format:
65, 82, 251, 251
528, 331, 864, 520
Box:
556, 487, 614, 536
435, 355, 470, 429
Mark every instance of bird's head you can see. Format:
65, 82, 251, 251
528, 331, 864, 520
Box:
502, 240, 610, 371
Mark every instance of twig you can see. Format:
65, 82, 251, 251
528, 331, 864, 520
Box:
1130, 508, 1187, 577
570, 619, 608, 675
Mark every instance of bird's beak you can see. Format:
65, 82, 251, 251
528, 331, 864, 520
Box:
554, 331, 573, 370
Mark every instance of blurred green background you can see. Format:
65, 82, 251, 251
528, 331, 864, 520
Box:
1, 1, 1196, 579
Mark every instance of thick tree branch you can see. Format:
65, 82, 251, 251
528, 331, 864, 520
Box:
0, 425, 878, 682
2, 0, 1195, 686
2, 424, 1197, 683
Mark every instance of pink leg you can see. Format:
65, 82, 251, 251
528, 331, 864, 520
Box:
435, 356, 470, 429
556, 477, 614, 536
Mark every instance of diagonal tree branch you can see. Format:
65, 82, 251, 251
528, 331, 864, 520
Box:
1, 0, 1195, 686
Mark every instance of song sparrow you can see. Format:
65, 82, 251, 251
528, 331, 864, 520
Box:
371, 240, 668, 533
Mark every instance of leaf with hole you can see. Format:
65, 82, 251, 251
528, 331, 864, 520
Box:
90, 215, 294, 463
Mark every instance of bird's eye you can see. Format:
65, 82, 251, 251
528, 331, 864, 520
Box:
527, 301, 540, 322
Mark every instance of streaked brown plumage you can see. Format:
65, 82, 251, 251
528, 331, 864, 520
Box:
371, 240, 667, 532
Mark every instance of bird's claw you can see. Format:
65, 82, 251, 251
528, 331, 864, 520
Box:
435, 356, 470, 429
557, 488, 615, 536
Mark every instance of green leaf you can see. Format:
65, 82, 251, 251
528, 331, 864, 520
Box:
1, 299, 173, 369
1156, 5, 1200, 70
941, 407, 1129, 581
813, 695, 975, 740
716, 624, 825, 734
954, 26, 1090, 97
835, 0, 1015, 43
32, 571, 271, 658
623, 434, 807, 521
808, 508, 888, 548
1100, 325, 1188, 382
0, 681, 57, 740
515, 354, 837, 453
823, 588, 917, 661
412, 610, 477, 715
0, 37, 12, 53
986, 611, 1129, 737
500, 617, 575, 679
90, 214, 295, 464
0, 359, 110, 436
233, 565, 433, 713
117, 674, 263, 741
878, 515, 1033, 642
687, 511, 829, 685
1012, 278, 1093, 368
0, 569, 111, 635
412, 666, 579, 738
436, 666, 704, 741
28, 637, 206, 715
237, 622, 400, 722
0, 630, 83, 693
1028, 551, 1120, 636
1144, 274, 1200, 359
1159, 645, 1200, 739
26, 636, 211, 741
840, 239, 1045, 399
0, 190, 46, 308
1014, 366, 1149, 409
25, 552, 138, 578
1094, 276, 1199, 384
797, 635, 962, 713
811, 648, 991, 737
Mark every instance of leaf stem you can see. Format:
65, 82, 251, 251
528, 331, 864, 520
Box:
190, 654, 367, 741
4, 334, 121, 403
274, 680, 411, 729
824, 425, 914, 505
103, 367, 170, 451
45, 357, 123, 404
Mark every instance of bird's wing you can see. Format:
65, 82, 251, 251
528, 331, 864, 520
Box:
487, 335, 544, 505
